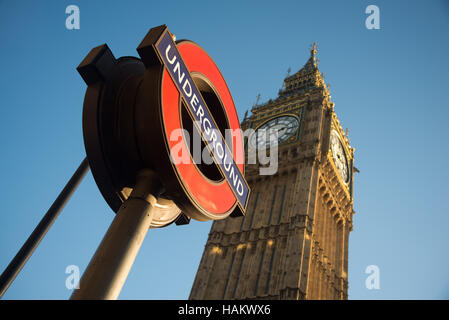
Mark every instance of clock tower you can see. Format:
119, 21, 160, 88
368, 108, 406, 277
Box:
189, 43, 355, 300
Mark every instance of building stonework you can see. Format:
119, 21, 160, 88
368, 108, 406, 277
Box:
190, 44, 355, 300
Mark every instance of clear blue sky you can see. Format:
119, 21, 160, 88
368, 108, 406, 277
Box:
1, 0, 448, 299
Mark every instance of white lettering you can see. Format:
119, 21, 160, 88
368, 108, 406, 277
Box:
203, 118, 211, 136
365, 5, 380, 30
365, 265, 380, 289
236, 180, 244, 196
165, 44, 177, 64
229, 166, 238, 188
223, 153, 232, 172
182, 79, 192, 98
169, 129, 190, 164
215, 142, 224, 160
173, 61, 185, 84
190, 93, 199, 112
65, 5, 80, 30
65, 265, 80, 290
196, 104, 204, 124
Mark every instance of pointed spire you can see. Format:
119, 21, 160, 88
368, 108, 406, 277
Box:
310, 42, 317, 59
253, 93, 261, 107
302, 42, 318, 70
278, 42, 327, 98
281, 68, 291, 90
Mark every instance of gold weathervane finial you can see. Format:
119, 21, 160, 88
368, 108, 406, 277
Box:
310, 42, 318, 56
253, 93, 261, 107
309, 42, 319, 67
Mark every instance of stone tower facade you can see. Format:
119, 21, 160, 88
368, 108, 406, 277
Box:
189, 44, 355, 300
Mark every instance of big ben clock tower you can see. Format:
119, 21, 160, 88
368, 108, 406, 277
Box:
190, 43, 355, 300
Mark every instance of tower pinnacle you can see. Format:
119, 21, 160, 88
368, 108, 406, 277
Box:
310, 42, 317, 59
277, 42, 326, 98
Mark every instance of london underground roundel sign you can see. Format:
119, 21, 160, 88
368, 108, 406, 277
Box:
78, 25, 250, 223
136, 25, 250, 221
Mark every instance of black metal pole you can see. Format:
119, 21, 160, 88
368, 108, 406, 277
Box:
0, 157, 90, 298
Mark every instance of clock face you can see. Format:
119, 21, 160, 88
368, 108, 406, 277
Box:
330, 130, 349, 183
249, 115, 299, 149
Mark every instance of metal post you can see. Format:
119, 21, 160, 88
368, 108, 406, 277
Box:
70, 169, 163, 300
0, 157, 90, 298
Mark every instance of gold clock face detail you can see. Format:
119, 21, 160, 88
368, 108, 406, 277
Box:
249, 115, 299, 149
330, 130, 349, 183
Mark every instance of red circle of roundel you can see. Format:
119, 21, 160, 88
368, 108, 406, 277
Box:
161, 41, 244, 216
